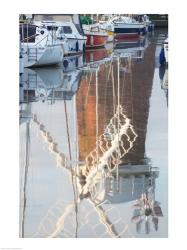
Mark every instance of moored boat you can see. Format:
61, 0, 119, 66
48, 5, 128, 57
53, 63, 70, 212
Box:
110, 16, 146, 42
20, 24, 64, 68
83, 24, 108, 48
33, 14, 87, 56
85, 33, 108, 48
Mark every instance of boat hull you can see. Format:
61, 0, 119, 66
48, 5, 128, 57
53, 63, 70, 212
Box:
114, 33, 140, 42
62, 38, 86, 56
22, 44, 63, 68
114, 23, 146, 36
86, 34, 108, 48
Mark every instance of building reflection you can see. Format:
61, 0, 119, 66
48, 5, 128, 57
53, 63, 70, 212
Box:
77, 40, 156, 166
76, 39, 163, 235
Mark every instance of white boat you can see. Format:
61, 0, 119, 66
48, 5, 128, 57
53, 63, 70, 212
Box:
109, 16, 146, 39
20, 24, 64, 68
33, 14, 87, 56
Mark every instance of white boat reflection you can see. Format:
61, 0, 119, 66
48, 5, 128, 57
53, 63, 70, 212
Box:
113, 37, 149, 60
61, 54, 85, 72
20, 65, 83, 104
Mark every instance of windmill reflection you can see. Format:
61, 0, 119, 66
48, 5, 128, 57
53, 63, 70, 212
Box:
76, 40, 162, 236
19, 37, 164, 238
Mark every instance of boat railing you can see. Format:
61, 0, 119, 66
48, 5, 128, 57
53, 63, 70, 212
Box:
21, 33, 38, 43
34, 34, 49, 46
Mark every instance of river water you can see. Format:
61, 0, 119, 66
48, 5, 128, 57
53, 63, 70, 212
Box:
19, 29, 168, 238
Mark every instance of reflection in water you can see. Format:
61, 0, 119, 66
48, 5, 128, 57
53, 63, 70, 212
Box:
19, 33, 167, 238
159, 64, 168, 106
85, 47, 112, 63
20, 66, 82, 105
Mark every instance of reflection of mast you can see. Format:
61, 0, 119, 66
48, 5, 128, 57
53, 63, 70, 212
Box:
20, 120, 30, 237
20, 81, 33, 237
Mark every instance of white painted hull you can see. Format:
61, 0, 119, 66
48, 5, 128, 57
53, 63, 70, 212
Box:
62, 39, 86, 56
22, 44, 64, 68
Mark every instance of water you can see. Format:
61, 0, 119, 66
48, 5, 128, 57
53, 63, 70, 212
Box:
19, 29, 168, 238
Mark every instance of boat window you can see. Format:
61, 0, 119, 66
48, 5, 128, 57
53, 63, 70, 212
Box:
58, 27, 64, 35
47, 26, 58, 31
62, 26, 72, 34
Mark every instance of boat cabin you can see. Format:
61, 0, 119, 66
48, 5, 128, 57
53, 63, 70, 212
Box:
33, 14, 85, 37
